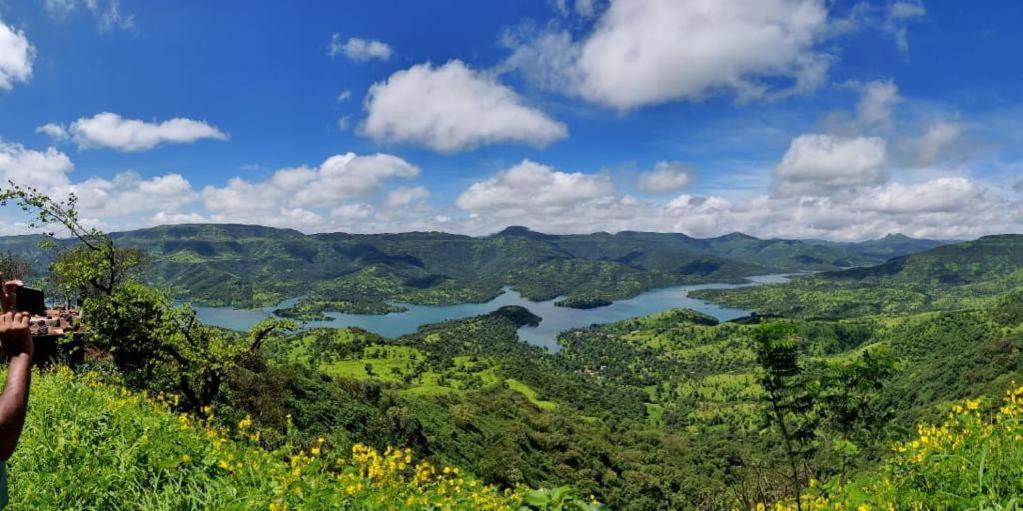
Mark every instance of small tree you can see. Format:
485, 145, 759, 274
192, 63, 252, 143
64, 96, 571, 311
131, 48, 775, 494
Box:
818, 347, 896, 483
0, 183, 297, 412
0, 183, 145, 298
754, 323, 821, 511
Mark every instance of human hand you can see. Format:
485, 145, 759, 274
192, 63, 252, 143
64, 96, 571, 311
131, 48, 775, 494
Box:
0, 312, 32, 358
0, 274, 24, 314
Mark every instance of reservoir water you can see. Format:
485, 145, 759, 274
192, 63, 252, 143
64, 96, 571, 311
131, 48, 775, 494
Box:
194, 274, 791, 351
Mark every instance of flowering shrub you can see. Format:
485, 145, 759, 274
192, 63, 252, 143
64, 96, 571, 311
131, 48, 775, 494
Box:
7, 367, 601, 510
760, 385, 1023, 510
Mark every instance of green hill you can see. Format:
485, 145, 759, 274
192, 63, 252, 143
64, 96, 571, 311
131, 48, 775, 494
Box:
7, 367, 587, 511
691, 235, 1023, 318
0, 224, 944, 313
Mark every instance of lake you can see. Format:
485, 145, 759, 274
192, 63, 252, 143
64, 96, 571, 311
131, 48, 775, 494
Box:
194, 274, 791, 351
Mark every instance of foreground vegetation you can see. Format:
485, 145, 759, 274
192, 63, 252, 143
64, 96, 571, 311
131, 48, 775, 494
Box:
9, 367, 546, 510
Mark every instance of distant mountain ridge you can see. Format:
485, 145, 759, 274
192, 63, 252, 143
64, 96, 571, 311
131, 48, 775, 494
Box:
0, 223, 953, 310
690, 234, 1023, 318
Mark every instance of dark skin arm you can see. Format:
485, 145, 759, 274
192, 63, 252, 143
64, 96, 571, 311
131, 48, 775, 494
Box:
0, 276, 32, 462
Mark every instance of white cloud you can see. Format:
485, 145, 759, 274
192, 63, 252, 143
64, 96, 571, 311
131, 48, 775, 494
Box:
67, 112, 228, 151
445, 158, 1019, 240
774, 134, 887, 193
636, 162, 693, 194
338, 116, 350, 132
44, 0, 135, 33
885, 1, 926, 53
0, 141, 74, 189
854, 177, 980, 214
150, 211, 206, 225
384, 186, 429, 208
362, 60, 567, 153
43, 0, 77, 19
327, 34, 393, 61
836, 1, 925, 54
73, 172, 196, 217
0, 19, 35, 90
330, 203, 374, 221
457, 159, 614, 215
36, 123, 70, 141
504, 0, 832, 111
575, 0, 596, 17
0, 141, 198, 229
201, 152, 419, 223
336, 89, 351, 102
913, 121, 963, 166
852, 79, 901, 129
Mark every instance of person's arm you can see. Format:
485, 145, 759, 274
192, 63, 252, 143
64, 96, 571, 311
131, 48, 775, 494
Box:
0, 275, 32, 462
0, 313, 32, 461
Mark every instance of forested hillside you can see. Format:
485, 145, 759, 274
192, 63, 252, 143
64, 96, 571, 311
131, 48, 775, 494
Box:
0, 224, 946, 316
692, 234, 1023, 319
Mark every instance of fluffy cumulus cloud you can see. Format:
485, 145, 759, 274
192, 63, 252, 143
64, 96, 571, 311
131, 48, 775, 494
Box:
36, 123, 69, 140
384, 186, 429, 208
504, 0, 832, 110
853, 177, 980, 215
456, 159, 614, 215
441, 141, 1022, 240
362, 60, 568, 153
1, 138, 1016, 240
73, 172, 196, 218
635, 162, 693, 194
0, 140, 74, 189
0, 19, 35, 90
0, 140, 197, 230
774, 134, 887, 193
327, 34, 393, 61
55, 113, 228, 151
200, 152, 419, 228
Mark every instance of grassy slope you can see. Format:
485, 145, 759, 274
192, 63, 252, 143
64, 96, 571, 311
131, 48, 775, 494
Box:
7, 368, 529, 511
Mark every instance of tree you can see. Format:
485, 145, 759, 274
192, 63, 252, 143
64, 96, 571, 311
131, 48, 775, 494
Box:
0, 183, 145, 298
0, 183, 301, 412
754, 323, 820, 511
817, 347, 896, 483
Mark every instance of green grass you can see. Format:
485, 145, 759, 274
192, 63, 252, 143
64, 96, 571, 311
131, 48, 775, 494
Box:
4, 367, 569, 510
505, 379, 558, 411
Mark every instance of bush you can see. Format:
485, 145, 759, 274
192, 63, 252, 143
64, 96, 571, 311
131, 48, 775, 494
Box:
765, 384, 1023, 510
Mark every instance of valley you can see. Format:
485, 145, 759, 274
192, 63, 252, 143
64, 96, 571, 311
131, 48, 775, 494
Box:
1, 221, 1019, 510
193, 274, 792, 349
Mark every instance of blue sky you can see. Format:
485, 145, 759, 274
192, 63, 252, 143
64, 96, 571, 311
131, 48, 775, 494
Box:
0, 0, 1021, 240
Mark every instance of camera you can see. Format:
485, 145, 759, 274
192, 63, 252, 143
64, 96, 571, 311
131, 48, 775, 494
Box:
11, 287, 79, 339
13, 286, 46, 317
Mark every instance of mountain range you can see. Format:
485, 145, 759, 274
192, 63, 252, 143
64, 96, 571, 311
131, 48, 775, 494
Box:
0, 224, 951, 311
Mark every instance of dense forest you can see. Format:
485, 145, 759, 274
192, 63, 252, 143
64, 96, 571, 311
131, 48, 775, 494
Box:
0, 187, 1020, 509
0, 223, 947, 317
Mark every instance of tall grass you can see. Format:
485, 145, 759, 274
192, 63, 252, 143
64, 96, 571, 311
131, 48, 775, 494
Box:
5, 367, 544, 510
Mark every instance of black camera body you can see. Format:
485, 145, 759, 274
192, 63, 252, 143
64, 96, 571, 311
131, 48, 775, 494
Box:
14, 286, 47, 317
